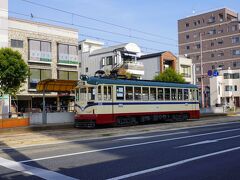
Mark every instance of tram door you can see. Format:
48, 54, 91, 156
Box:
103, 86, 114, 123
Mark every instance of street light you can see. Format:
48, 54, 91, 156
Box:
200, 33, 205, 108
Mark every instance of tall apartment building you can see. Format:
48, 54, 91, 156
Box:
178, 8, 240, 106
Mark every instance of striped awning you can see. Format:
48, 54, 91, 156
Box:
36, 79, 78, 92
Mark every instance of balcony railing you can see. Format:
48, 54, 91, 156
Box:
58, 53, 79, 65
29, 50, 51, 62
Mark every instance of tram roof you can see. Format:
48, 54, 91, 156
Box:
85, 77, 198, 88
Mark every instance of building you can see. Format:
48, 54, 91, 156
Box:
0, 0, 79, 112
177, 55, 194, 84
79, 40, 144, 78
178, 8, 240, 106
137, 51, 177, 80
210, 68, 240, 108
137, 51, 194, 83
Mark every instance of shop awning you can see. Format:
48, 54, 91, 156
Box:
36, 79, 78, 92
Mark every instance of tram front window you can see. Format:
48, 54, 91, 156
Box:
79, 87, 96, 102
79, 87, 87, 102
88, 87, 95, 101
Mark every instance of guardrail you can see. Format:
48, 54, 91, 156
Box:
0, 113, 30, 129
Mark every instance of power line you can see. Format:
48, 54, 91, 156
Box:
19, 0, 177, 42
7, 9, 178, 48
0, 8, 177, 54
79, 33, 166, 53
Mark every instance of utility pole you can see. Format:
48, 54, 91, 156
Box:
200, 33, 205, 108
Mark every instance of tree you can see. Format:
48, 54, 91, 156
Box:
0, 48, 30, 95
154, 67, 186, 83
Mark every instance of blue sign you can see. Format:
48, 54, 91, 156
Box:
213, 70, 219, 76
207, 70, 212, 76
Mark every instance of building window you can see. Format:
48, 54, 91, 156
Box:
208, 16, 215, 23
218, 40, 224, 45
196, 66, 200, 72
219, 13, 223, 22
232, 50, 240, 55
197, 20, 201, 25
211, 53, 214, 58
233, 61, 240, 67
196, 55, 200, 60
232, 37, 240, 44
186, 35, 190, 40
29, 69, 51, 89
194, 21, 197, 26
181, 65, 191, 78
186, 46, 190, 50
208, 29, 216, 35
193, 34, 198, 38
195, 43, 200, 49
106, 56, 113, 65
224, 73, 230, 79
185, 23, 189, 28
78, 44, 82, 50
197, 77, 201, 83
218, 64, 224, 68
232, 25, 238, 31
85, 67, 88, 73
210, 42, 214, 47
235, 85, 237, 91
11, 39, 23, 48
225, 85, 233, 91
58, 44, 78, 64
218, 29, 223, 34
218, 52, 224, 57
58, 70, 78, 80
29, 40, 51, 62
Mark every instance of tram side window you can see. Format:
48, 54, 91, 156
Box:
171, 89, 177, 100
126, 86, 133, 100
178, 89, 183, 100
150, 88, 156, 101
116, 86, 124, 100
98, 86, 102, 101
165, 88, 170, 100
158, 88, 164, 100
196, 90, 199, 100
104, 86, 112, 101
142, 87, 149, 101
88, 87, 95, 101
134, 87, 141, 101
190, 89, 194, 100
108, 86, 112, 100
184, 89, 189, 100
75, 88, 79, 101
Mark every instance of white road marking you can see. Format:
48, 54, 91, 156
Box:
19, 127, 240, 163
115, 131, 188, 141
0, 157, 77, 180
0, 121, 239, 151
177, 134, 240, 148
107, 146, 240, 180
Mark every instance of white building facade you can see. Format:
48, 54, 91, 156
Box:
79, 40, 144, 78
210, 68, 240, 108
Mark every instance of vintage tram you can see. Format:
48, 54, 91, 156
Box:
74, 76, 200, 127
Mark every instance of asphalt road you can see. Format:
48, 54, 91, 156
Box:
1, 120, 240, 180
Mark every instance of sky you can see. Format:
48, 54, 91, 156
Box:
9, 0, 240, 54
